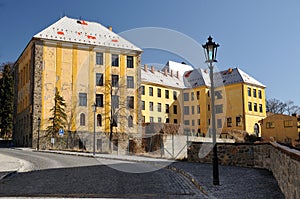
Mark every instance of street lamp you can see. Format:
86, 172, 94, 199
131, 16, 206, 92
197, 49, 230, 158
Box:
202, 36, 220, 185
37, 117, 41, 150
92, 103, 97, 156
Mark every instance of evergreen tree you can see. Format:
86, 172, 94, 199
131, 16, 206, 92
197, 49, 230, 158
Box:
46, 88, 67, 137
0, 62, 14, 138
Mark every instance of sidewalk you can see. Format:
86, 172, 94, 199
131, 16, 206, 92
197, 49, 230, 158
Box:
0, 152, 33, 180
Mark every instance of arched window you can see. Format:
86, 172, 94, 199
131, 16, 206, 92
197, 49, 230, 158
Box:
97, 114, 102, 126
128, 115, 133, 127
80, 113, 85, 126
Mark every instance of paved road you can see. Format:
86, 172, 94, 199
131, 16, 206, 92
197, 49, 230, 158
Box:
0, 148, 204, 198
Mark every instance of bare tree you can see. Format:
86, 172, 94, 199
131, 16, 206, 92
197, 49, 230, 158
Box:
266, 98, 287, 114
266, 98, 300, 115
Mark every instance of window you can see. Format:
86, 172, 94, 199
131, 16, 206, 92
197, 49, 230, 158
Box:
142, 116, 145, 123
111, 54, 119, 66
266, 122, 275, 128
284, 120, 293, 128
128, 115, 133, 127
127, 56, 134, 68
141, 86, 145, 95
207, 91, 210, 97
112, 115, 118, 127
259, 104, 263, 113
254, 103, 258, 112
197, 105, 200, 114
196, 91, 200, 100
258, 90, 262, 99
157, 103, 162, 112
227, 117, 232, 127
248, 102, 252, 111
79, 93, 87, 106
215, 104, 223, 114
127, 76, 134, 88
149, 87, 153, 96
150, 117, 154, 123
141, 101, 145, 110
208, 104, 210, 111
97, 114, 102, 126
157, 88, 161, 97
208, 119, 210, 125
253, 89, 257, 98
192, 120, 195, 126
166, 104, 169, 113
158, 117, 162, 123
184, 93, 189, 101
198, 119, 200, 125
184, 106, 189, 115
174, 119, 178, 124
149, 102, 153, 111
112, 75, 119, 87
173, 105, 177, 114
191, 92, 195, 100
217, 119, 222, 128
215, 90, 222, 99
184, 120, 190, 125
248, 87, 251, 97
165, 90, 169, 99
173, 91, 177, 100
112, 95, 119, 109
127, 96, 134, 109
166, 118, 169, 123
96, 94, 103, 107
96, 73, 103, 86
96, 52, 103, 65
236, 117, 241, 126
80, 113, 85, 126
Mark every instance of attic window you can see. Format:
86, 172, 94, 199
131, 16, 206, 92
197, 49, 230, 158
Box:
77, 20, 88, 25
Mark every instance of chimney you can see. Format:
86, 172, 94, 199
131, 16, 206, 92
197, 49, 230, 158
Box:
228, 68, 233, 73
108, 26, 113, 31
151, 65, 155, 73
164, 68, 168, 76
144, 64, 148, 72
171, 70, 173, 77
176, 71, 179, 79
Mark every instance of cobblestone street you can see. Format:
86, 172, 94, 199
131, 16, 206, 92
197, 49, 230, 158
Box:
0, 148, 284, 198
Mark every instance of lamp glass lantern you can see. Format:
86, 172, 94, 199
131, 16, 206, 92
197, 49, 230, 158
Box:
202, 36, 219, 63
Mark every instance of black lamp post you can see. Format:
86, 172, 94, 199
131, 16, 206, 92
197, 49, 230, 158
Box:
37, 117, 41, 150
202, 36, 220, 185
92, 103, 97, 156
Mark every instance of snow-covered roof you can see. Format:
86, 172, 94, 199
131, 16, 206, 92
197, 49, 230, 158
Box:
141, 65, 185, 89
34, 16, 142, 52
162, 61, 194, 77
183, 67, 266, 88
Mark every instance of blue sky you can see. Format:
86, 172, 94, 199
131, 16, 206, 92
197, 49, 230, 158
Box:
1, 0, 300, 105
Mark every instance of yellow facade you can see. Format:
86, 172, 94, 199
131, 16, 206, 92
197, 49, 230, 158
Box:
41, 42, 141, 135
260, 114, 299, 143
141, 67, 267, 136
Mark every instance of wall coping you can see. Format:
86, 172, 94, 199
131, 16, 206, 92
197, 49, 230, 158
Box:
270, 142, 300, 161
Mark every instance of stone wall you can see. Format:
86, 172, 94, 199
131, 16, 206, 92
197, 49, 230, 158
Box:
187, 142, 300, 199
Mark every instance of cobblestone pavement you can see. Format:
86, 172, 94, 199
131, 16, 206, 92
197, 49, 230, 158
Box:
0, 148, 205, 198
170, 162, 285, 199
0, 148, 284, 198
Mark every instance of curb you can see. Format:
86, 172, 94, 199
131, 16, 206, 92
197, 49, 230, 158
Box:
166, 165, 208, 196
0, 171, 17, 181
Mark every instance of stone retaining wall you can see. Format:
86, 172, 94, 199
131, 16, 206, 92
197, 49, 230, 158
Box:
187, 142, 300, 199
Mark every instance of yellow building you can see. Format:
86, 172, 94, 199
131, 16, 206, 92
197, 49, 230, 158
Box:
260, 114, 300, 144
141, 62, 267, 137
13, 16, 142, 149
183, 67, 266, 136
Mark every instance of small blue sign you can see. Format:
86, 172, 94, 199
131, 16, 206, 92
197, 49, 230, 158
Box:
59, 129, 64, 136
